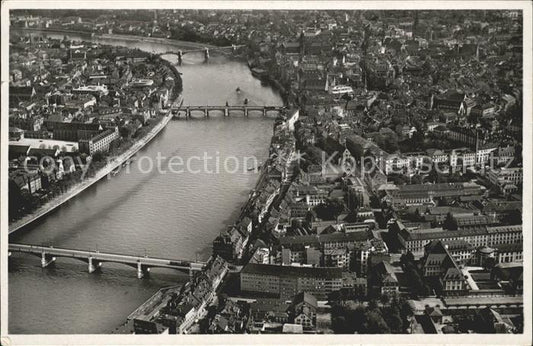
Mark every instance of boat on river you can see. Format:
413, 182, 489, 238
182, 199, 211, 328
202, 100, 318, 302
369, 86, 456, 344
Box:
247, 161, 262, 171
251, 67, 268, 79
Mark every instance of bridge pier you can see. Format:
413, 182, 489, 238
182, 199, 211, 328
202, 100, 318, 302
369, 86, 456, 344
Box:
88, 257, 102, 273
41, 252, 55, 268
137, 262, 150, 279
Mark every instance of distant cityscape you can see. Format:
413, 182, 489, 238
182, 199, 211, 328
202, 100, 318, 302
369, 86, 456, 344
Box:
6, 8, 525, 336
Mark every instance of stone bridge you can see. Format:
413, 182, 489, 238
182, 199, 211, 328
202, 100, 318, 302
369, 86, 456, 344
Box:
9, 243, 206, 278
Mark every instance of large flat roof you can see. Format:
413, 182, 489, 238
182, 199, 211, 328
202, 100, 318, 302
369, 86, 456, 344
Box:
442, 296, 523, 306
241, 263, 343, 280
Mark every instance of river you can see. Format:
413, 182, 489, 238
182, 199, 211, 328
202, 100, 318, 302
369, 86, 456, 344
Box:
8, 32, 283, 334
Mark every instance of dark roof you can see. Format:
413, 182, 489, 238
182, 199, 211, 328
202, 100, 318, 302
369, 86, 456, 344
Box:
28, 148, 60, 157
492, 264, 523, 282
9, 144, 31, 158
493, 242, 522, 253
425, 239, 473, 253
10, 86, 35, 96
45, 121, 102, 132
373, 261, 398, 282
415, 315, 438, 334
486, 225, 522, 234
241, 263, 342, 280
401, 224, 521, 242
425, 306, 443, 317
291, 292, 318, 309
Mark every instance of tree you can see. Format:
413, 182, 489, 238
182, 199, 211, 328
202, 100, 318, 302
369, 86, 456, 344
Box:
91, 152, 106, 163
314, 198, 345, 221
482, 256, 496, 270
413, 208, 423, 222
388, 173, 408, 185
373, 127, 399, 153
119, 126, 132, 139
380, 293, 390, 305
331, 315, 347, 334
383, 306, 403, 333
330, 302, 366, 334
443, 212, 458, 230
9, 179, 27, 220
400, 251, 415, 266
363, 310, 391, 334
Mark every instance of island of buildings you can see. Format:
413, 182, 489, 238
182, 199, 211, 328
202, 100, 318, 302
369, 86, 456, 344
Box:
9, 9, 524, 335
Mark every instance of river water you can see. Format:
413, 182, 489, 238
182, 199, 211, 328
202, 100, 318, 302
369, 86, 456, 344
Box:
8, 33, 283, 334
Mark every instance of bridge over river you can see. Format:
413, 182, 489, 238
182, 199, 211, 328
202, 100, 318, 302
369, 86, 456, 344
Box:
9, 243, 206, 279
172, 105, 285, 118
158, 44, 246, 62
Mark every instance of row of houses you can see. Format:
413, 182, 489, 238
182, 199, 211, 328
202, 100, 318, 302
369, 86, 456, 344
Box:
274, 230, 387, 274
379, 144, 513, 175
389, 220, 522, 257
135, 256, 228, 334
212, 217, 253, 262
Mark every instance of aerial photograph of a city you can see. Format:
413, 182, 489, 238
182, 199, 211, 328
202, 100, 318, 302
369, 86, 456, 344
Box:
1, 1, 531, 344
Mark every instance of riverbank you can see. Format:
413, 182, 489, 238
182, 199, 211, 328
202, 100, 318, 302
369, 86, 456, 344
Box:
9, 111, 176, 235
9, 29, 283, 334
8, 31, 186, 233
12, 27, 219, 51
